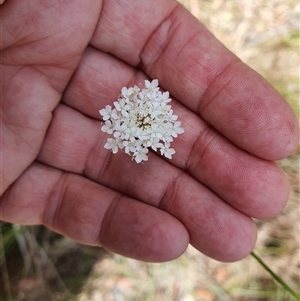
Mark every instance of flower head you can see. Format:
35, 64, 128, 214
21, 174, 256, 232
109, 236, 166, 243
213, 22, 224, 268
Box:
99, 79, 184, 163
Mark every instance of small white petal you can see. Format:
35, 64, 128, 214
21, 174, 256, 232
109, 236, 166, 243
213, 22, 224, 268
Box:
111, 109, 119, 119
164, 148, 175, 159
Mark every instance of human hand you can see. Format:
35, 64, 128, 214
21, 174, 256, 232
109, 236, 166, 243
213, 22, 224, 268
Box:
1, 0, 298, 262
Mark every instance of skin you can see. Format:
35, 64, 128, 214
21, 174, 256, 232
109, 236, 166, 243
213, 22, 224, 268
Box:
1, 0, 298, 263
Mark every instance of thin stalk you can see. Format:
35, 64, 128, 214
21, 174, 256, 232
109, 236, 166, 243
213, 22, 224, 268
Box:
251, 251, 300, 300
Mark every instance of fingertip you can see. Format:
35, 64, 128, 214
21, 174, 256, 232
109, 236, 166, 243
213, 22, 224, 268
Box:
100, 199, 189, 262
220, 218, 257, 263
264, 106, 299, 161
197, 215, 257, 263
252, 164, 290, 220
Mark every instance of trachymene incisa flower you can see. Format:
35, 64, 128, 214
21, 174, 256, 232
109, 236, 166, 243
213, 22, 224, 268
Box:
99, 79, 184, 163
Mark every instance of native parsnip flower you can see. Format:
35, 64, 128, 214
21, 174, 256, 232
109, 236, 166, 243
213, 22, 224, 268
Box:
99, 79, 184, 163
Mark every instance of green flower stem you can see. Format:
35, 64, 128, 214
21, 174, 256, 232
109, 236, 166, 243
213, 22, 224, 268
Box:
251, 251, 300, 300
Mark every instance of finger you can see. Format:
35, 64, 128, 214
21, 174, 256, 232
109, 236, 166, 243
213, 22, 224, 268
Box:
61, 47, 289, 219
38, 104, 257, 261
0, 162, 189, 262
91, 0, 299, 159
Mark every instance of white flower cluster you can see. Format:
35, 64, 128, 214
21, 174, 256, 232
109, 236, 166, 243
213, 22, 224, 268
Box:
99, 79, 184, 163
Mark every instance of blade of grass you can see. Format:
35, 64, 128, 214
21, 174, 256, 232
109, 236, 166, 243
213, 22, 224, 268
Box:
251, 251, 300, 300
0, 225, 13, 301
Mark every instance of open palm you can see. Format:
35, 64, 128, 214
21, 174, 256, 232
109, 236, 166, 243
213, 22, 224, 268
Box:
1, 0, 298, 262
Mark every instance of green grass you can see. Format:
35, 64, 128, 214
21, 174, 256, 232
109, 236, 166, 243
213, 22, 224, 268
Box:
251, 251, 300, 300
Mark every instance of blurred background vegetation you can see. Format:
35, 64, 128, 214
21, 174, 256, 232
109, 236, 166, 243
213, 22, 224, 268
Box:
1, 0, 299, 300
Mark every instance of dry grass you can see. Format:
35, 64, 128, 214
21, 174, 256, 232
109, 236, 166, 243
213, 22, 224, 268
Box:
1, 1, 299, 301
185, 0, 300, 116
